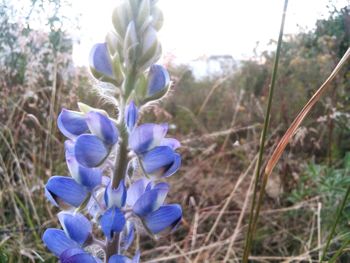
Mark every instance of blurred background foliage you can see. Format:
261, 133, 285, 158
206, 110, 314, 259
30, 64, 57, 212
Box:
0, 0, 349, 261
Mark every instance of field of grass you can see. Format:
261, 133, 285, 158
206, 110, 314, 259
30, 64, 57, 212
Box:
0, 1, 350, 262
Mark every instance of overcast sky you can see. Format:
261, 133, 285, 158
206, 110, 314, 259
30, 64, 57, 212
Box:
70, 0, 349, 65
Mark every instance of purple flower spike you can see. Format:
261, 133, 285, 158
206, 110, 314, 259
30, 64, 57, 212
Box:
42, 228, 79, 257
100, 207, 126, 240
86, 111, 119, 145
60, 248, 100, 263
129, 123, 168, 154
125, 101, 138, 133
75, 134, 109, 168
147, 64, 170, 97
89, 43, 114, 79
45, 176, 88, 208
57, 109, 88, 140
58, 212, 92, 246
104, 180, 127, 208
144, 204, 182, 234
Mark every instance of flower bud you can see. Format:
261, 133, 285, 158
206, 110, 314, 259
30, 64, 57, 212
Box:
89, 43, 120, 84
125, 101, 139, 132
137, 0, 151, 29
146, 64, 170, 99
112, 1, 132, 38
137, 26, 160, 70
123, 21, 139, 69
151, 6, 164, 31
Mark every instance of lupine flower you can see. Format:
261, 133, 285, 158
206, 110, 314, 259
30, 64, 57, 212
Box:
129, 123, 181, 178
58, 108, 119, 168
42, 213, 94, 258
43, 1, 183, 261
126, 179, 182, 234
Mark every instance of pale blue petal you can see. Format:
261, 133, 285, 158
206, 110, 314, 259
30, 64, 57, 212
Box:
57, 109, 88, 139
104, 180, 127, 208
129, 123, 168, 154
45, 176, 88, 208
58, 212, 92, 245
144, 204, 182, 234
75, 134, 109, 167
86, 111, 119, 145
100, 207, 126, 240
42, 228, 78, 257
160, 138, 181, 150
126, 178, 149, 207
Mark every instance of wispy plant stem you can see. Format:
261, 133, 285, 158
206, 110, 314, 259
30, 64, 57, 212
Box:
321, 167, 350, 261
242, 1, 288, 262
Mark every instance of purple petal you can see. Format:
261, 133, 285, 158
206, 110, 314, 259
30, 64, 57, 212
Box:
147, 64, 170, 97
42, 228, 78, 257
60, 248, 99, 263
144, 204, 182, 234
120, 221, 134, 251
100, 207, 126, 240
141, 146, 175, 175
163, 153, 181, 178
133, 184, 169, 217
75, 134, 109, 167
45, 176, 88, 208
58, 212, 92, 245
125, 101, 138, 133
108, 255, 132, 263
126, 178, 150, 207
89, 43, 113, 78
104, 180, 127, 208
86, 112, 119, 145
66, 143, 102, 189
129, 123, 168, 154
57, 109, 88, 140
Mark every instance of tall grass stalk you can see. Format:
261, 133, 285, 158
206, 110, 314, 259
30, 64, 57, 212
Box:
249, 38, 350, 263
242, 0, 289, 261
321, 160, 350, 261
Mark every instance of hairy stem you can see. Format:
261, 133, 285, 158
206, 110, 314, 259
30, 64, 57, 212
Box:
242, 0, 288, 262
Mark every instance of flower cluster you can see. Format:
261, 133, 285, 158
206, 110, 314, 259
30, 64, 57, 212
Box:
42, 1, 182, 262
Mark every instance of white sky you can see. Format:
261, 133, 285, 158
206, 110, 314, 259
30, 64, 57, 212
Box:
71, 0, 350, 65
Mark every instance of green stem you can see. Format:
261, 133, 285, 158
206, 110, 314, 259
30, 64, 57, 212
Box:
242, 1, 288, 262
321, 185, 350, 261
106, 66, 137, 261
